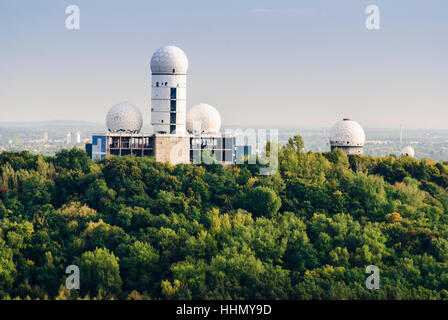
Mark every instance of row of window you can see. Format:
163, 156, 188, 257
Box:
150, 99, 177, 112
158, 112, 176, 125
191, 138, 233, 150
110, 149, 153, 157
155, 82, 183, 89
190, 150, 233, 162
153, 87, 178, 100
110, 137, 154, 149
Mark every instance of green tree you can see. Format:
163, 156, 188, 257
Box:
242, 186, 281, 218
74, 248, 122, 298
0, 239, 16, 298
118, 241, 160, 294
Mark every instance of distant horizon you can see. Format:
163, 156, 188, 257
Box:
1, 119, 448, 132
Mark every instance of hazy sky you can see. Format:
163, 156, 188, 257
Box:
0, 0, 447, 129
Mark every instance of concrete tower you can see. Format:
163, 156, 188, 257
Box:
150, 46, 188, 135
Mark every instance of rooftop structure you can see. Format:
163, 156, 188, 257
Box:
106, 102, 143, 134
150, 45, 188, 135
186, 103, 221, 134
329, 118, 365, 155
400, 146, 415, 158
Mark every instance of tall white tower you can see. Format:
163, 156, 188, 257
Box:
150, 45, 188, 134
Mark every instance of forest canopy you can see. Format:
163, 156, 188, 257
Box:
1, 136, 448, 300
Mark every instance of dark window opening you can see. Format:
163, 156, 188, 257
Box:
156, 82, 159, 87
172, 69, 175, 73
165, 82, 168, 86
170, 100, 176, 112
121, 138, 130, 149
111, 137, 119, 148
170, 125, 176, 134
170, 113, 176, 124
170, 88, 177, 99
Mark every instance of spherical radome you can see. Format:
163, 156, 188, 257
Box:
106, 102, 143, 134
329, 118, 365, 147
186, 103, 221, 134
150, 45, 188, 74
401, 146, 415, 158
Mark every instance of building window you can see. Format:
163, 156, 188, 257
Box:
170, 100, 176, 111
156, 82, 159, 87
170, 125, 176, 134
170, 113, 176, 124
224, 150, 232, 162
121, 138, 130, 149
111, 137, 119, 148
172, 69, 175, 73
170, 88, 177, 99
165, 82, 168, 86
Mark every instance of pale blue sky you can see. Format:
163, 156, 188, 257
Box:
0, 0, 447, 129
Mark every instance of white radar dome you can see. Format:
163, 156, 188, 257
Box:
106, 102, 143, 134
400, 146, 415, 158
150, 45, 188, 74
329, 118, 365, 147
186, 103, 221, 134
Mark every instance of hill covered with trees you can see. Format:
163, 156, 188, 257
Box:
1, 136, 448, 300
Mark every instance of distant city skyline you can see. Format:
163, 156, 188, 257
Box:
1, 0, 447, 129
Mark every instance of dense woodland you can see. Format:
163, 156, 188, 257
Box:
1, 136, 448, 299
